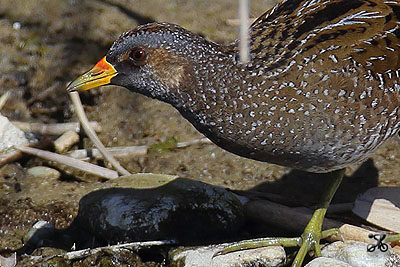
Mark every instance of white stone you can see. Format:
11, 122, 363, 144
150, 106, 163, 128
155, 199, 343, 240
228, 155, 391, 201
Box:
353, 187, 400, 233
170, 243, 285, 267
27, 166, 61, 180
321, 241, 400, 267
0, 114, 28, 152
305, 257, 352, 267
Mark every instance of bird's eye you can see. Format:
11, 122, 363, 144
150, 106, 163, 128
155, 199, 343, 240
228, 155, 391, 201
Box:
129, 47, 147, 64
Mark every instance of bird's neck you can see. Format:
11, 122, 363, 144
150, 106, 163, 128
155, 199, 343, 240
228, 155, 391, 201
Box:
169, 41, 245, 120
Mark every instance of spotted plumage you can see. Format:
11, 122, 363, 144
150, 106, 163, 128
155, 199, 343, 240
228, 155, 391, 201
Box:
69, 0, 400, 173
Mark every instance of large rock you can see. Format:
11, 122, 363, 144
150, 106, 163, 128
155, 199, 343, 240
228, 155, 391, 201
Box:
74, 177, 245, 244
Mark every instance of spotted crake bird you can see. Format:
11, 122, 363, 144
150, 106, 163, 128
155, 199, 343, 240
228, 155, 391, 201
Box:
67, 0, 400, 265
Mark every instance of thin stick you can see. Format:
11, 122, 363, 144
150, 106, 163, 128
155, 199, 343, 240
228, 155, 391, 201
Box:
226, 18, 256, 27
12, 121, 102, 135
63, 240, 176, 260
239, 0, 250, 63
176, 138, 212, 148
68, 145, 148, 159
0, 150, 23, 168
67, 138, 212, 159
69, 91, 130, 176
24, 240, 176, 264
0, 91, 10, 111
15, 146, 118, 179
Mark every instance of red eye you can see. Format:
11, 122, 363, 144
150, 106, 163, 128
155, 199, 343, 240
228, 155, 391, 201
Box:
129, 47, 147, 64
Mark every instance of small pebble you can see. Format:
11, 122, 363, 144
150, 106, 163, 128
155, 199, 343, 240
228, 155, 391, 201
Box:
0, 253, 16, 267
27, 166, 61, 180
12, 22, 21, 30
23, 221, 56, 245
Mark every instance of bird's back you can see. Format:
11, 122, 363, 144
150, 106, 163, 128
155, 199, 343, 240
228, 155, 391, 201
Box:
197, 0, 400, 172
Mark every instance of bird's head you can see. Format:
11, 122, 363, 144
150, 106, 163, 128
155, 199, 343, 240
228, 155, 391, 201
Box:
67, 23, 211, 105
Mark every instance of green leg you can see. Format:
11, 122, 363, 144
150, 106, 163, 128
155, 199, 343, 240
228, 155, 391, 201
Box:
292, 168, 345, 266
216, 169, 345, 267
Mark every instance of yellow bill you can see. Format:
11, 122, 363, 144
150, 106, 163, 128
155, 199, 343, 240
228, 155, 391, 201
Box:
66, 56, 117, 92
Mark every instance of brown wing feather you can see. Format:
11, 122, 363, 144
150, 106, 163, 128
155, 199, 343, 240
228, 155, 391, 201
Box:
250, 0, 400, 82
350, 1, 400, 87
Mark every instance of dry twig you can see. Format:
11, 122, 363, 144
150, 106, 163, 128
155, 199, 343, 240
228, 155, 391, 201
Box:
176, 138, 212, 148
0, 150, 23, 168
26, 240, 176, 264
0, 91, 10, 111
239, 0, 250, 63
68, 145, 148, 160
12, 121, 102, 135
225, 18, 256, 27
69, 91, 130, 176
15, 146, 118, 179
63, 240, 176, 260
67, 138, 212, 160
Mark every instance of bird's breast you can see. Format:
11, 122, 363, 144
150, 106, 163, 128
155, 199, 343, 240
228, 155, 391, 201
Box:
179, 61, 400, 173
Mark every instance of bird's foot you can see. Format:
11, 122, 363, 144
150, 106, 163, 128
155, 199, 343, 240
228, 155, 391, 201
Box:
216, 208, 341, 266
